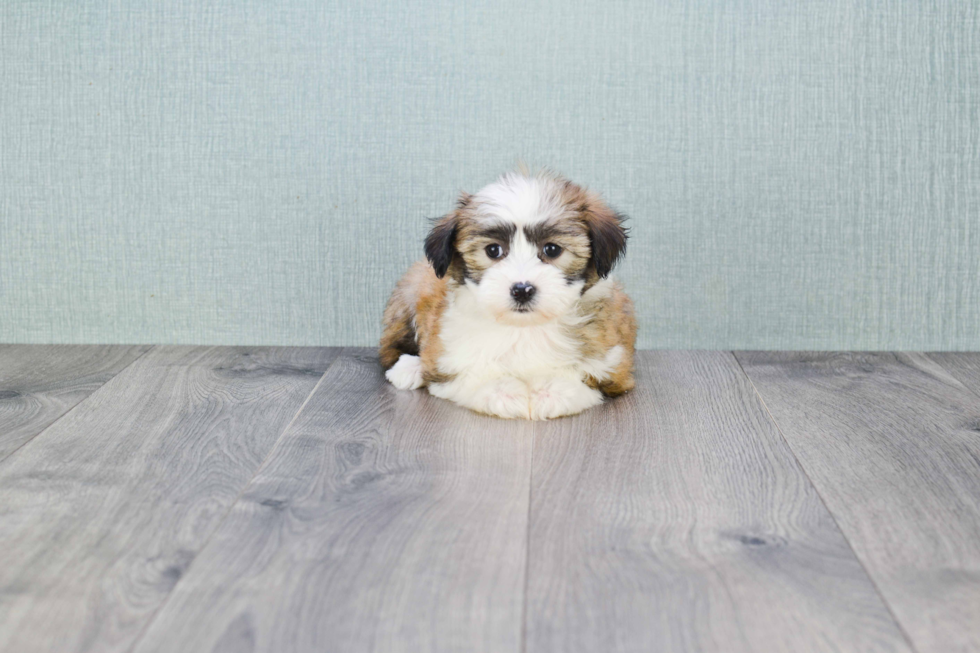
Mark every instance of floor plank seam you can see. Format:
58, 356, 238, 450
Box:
729, 351, 922, 653
0, 345, 156, 466
122, 348, 346, 653
519, 422, 535, 653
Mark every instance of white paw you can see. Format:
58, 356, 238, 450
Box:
529, 378, 603, 420
385, 354, 424, 390
481, 377, 531, 419
580, 345, 626, 383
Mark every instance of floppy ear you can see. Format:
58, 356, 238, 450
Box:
583, 201, 628, 278
424, 193, 470, 278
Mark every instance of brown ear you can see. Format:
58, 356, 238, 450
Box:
424, 192, 470, 278
582, 200, 628, 278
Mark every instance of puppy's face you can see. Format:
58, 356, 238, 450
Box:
425, 172, 627, 325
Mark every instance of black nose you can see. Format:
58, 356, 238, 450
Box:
510, 282, 536, 305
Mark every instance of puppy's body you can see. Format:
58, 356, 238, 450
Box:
380, 171, 636, 420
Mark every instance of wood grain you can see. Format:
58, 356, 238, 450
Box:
0, 346, 339, 653
131, 348, 534, 653
928, 352, 980, 398
736, 351, 980, 653
525, 350, 911, 653
0, 345, 150, 461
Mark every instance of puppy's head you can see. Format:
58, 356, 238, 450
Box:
425, 171, 628, 325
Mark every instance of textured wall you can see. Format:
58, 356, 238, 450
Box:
1, 0, 978, 349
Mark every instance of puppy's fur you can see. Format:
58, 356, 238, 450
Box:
380, 169, 636, 420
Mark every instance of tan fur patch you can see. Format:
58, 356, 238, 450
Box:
453, 217, 512, 283
578, 190, 627, 284
576, 280, 638, 396
379, 260, 455, 384
379, 261, 426, 369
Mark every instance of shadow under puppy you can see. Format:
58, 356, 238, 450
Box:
380, 169, 636, 420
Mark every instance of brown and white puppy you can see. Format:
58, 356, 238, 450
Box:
379, 169, 636, 420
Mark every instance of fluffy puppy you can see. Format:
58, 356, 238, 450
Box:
379, 169, 636, 420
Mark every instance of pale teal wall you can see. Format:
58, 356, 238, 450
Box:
1, 1, 977, 349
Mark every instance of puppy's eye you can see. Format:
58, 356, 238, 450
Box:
485, 244, 503, 259
543, 243, 563, 258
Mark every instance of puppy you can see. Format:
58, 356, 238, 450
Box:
379, 169, 636, 420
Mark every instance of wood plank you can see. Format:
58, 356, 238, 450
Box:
0, 346, 339, 653
131, 349, 533, 653
928, 352, 980, 398
0, 345, 150, 461
736, 351, 980, 653
526, 351, 911, 653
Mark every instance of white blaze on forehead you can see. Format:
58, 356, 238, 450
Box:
492, 230, 541, 283
505, 231, 539, 268
473, 173, 561, 227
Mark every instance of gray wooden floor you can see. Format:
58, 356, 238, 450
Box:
1, 346, 978, 653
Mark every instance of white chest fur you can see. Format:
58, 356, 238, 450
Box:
435, 286, 615, 383
390, 283, 624, 420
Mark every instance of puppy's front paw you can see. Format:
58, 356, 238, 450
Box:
385, 354, 424, 390
529, 378, 603, 420
481, 377, 531, 419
